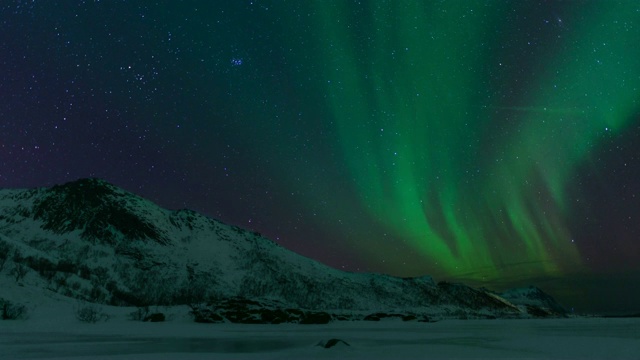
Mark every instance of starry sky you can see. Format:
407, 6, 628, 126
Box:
2, 1, 639, 313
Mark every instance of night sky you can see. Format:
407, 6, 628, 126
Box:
2, 1, 639, 313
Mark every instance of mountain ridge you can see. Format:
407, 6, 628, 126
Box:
0, 178, 566, 322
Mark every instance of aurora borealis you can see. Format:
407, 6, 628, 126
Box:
1, 1, 639, 312
313, 1, 639, 279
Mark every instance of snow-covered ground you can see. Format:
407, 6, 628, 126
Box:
1, 310, 638, 359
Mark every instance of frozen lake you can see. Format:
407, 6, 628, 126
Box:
1, 317, 638, 359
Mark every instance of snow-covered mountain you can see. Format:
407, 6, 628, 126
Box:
0, 178, 564, 321
499, 286, 567, 317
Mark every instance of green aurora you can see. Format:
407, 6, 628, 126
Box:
296, 1, 640, 281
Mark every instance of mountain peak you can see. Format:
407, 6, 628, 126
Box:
32, 178, 169, 245
50, 177, 118, 195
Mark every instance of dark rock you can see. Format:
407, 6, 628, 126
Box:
259, 309, 293, 324
300, 311, 332, 324
144, 313, 165, 322
225, 310, 263, 324
363, 312, 408, 321
286, 308, 304, 317
316, 338, 350, 348
225, 298, 262, 308
191, 307, 225, 323
363, 314, 381, 321
1, 298, 28, 320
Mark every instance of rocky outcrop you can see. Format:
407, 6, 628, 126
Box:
189, 298, 333, 324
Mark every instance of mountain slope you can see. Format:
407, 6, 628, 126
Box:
0, 178, 561, 320
500, 286, 567, 317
